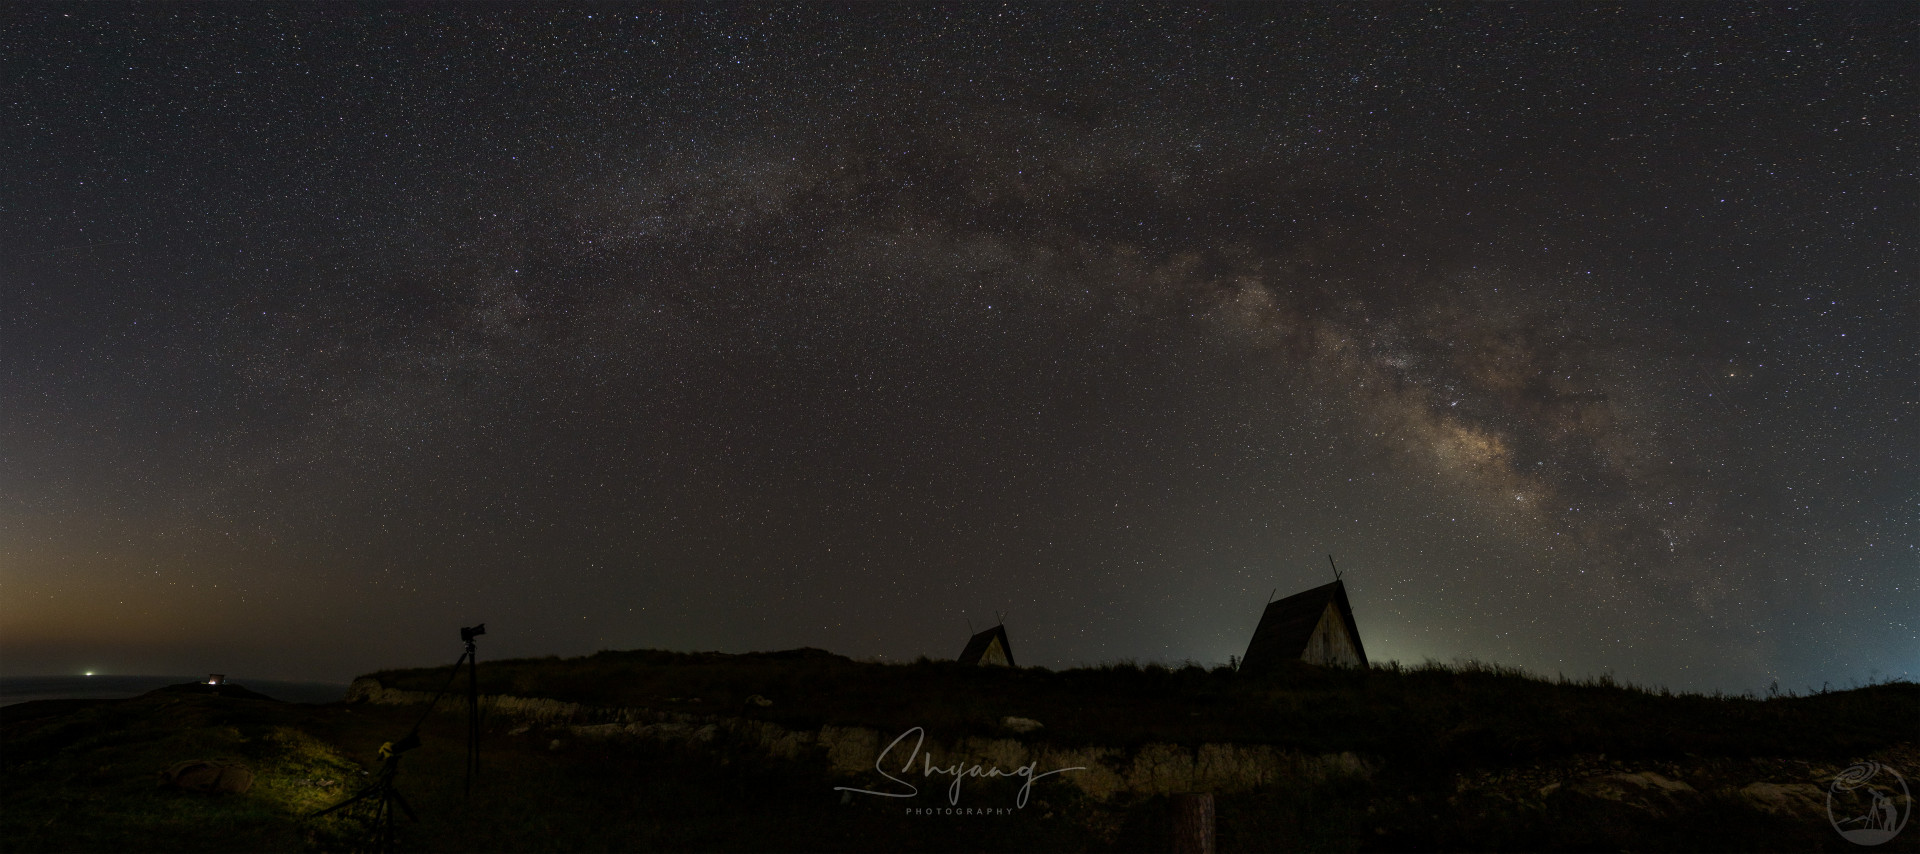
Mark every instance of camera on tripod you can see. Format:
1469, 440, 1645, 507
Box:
313, 621, 488, 851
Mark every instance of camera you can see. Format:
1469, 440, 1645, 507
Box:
460, 624, 486, 643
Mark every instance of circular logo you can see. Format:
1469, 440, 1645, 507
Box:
1828, 762, 1911, 846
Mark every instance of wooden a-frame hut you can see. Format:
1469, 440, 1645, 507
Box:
957, 623, 1017, 667
1238, 580, 1368, 672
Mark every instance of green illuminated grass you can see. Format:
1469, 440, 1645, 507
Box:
0, 689, 368, 852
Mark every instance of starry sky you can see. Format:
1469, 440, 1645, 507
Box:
2, 5, 1914, 692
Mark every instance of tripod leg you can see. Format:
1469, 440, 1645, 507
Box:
382, 792, 395, 853
310, 791, 362, 818
390, 788, 418, 823
310, 777, 381, 818
466, 646, 481, 793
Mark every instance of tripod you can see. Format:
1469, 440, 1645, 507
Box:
455, 623, 483, 793
310, 623, 486, 851
311, 734, 420, 852
404, 623, 486, 793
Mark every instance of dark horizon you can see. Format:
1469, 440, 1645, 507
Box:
0, 673, 352, 707
4, 5, 1914, 692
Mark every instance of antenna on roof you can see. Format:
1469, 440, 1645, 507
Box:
1328, 554, 1342, 581
1267, 587, 1276, 604
995, 610, 1005, 626
966, 618, 975, 635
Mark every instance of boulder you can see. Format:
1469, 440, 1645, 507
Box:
1001, 716, 1044, 734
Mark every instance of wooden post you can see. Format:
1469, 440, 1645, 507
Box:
1172, 792, 1215, 854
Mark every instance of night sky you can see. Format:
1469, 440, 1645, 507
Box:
3, 5, 1914, 692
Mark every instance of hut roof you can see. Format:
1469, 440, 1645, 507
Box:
1240, 579, 1367, 670
957, 624, 1017, 667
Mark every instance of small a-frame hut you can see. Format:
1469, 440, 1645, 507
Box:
1239, 580, 1367, 672
957, 624, 1017, 667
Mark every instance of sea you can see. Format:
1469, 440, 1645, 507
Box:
0, 674, 351, 707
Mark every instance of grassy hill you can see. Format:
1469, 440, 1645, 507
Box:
367, 648, 1915, 770
4, 653, 1915, 852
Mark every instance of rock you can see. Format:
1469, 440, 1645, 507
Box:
160, 760, 253, 794
654, 722, 693, 739
1568, 771, 1697, 816
1001, 716, 1044, 734
548, 739, 566, 752
1739, 782, 1824, 816
569, 723, 625, 739
746, 694, 773, 707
